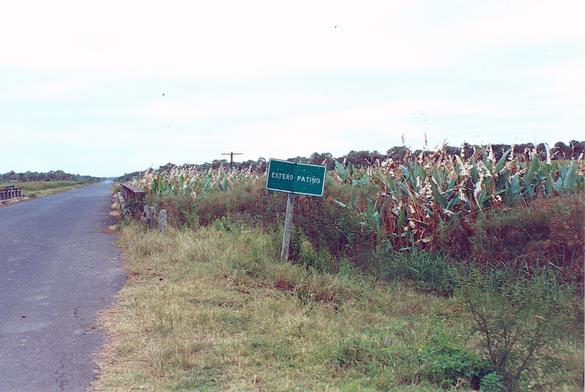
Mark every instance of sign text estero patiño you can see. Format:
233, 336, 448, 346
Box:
266, 159, 326, 197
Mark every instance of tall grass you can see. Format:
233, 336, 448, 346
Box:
132, 147, 584, 250
129, 148, 584, 287
93, 223, 583, 391
103, 148, 585, 390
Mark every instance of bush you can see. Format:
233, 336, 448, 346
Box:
418, 330, 491, 389
458, 267, 575, 390
297, 236, 333, 273
440, 193, 584, 290
371, 249, 459, 296
149, 194, 199, 228
480, 372, 505, 391
195, 181, 285, 227
273, 226, 336, 273
195, 181, 376, 261
473, 194, 583, 269
295, 191, 374, 258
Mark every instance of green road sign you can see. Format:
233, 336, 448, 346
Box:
266, 159, 326, 197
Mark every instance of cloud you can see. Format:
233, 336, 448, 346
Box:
3, 0, 582, 78
0, 0, 582, 176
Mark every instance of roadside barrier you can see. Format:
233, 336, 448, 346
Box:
119, 183, 145, 218
0, 185, 23, 201
117, 183, 167, 231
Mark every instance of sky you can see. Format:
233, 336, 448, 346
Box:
1, 0, 583, 177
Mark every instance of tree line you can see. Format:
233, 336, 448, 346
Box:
0, 170, 101, 183
117, 140, 584, 179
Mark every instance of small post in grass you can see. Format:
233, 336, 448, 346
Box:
265, 159, 326, 261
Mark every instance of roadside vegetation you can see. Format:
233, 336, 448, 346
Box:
1, 170, 101, 200
0, 169, 100, 183
99, 142, 584, 391
132, 143, 584, 288
9, 181, 93, 198
1, 180, 94, 200
95, 222, 582, 391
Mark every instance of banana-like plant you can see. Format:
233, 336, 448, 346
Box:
132, 148, 584, 249
330, 148, 584, 249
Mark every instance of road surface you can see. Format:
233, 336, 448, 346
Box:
0, 182, 125, 392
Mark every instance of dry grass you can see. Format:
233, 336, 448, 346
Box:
92, 223, 583, 391
1, 180, 91, 200
1, 181, 92, 207
92, 224, 461, 391
22, 181, 90, 198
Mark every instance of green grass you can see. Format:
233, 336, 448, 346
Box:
1, 180, 92, 199
92, 223, 583, 391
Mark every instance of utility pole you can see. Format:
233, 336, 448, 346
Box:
221, 152, 243, 169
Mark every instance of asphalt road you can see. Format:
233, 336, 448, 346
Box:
0, 182, 125, 392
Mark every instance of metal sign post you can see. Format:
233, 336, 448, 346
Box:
280, 193, 295, 260
265, 159, 326, 260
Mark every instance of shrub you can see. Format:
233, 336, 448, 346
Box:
149, 194, 199, 228
195, 181, 284, 227
272, 226, 338, 273
372, 249, 459, 296
480, 372, 505, 391
418, 330, 491, 389
441, 193, 584, 290
473, 194, 583, 267
295, 190, 374, 258
196, 181, 375, 261
297, 236, 332, 273
458, 267, 575, 390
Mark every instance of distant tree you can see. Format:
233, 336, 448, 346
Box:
512, 143, 534, 162
309, 152, 335, 169
569, 140, 585, 159
257, 157, 268, 172
552, 142, 570, 160
288, 156, 310, 164
441, 145, 461, 157
0, 170, 100, 183
345, 150, 374, 167
386, 146, 411, 161
460, 143, 477, 160
490, 144, 512, 160
535, 143, 548, 161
